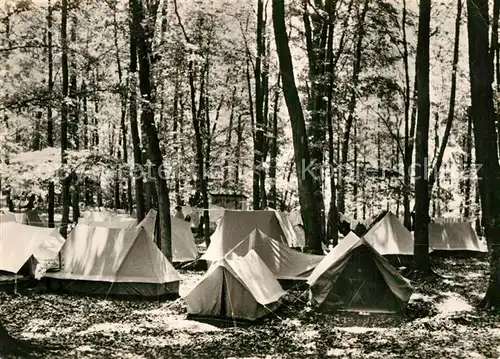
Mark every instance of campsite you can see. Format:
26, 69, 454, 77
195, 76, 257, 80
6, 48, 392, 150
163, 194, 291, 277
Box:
2, 0, 500, 357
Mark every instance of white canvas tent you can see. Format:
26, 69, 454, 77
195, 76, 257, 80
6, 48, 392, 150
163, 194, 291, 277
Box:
202, 210, 293, 261
184, 250, 286, 321
1, 210, 45, 227
137, 209, 199, 262
226, 229, 323, 280
429, 221, 487, 253
308, 232, 414, 313
79, 217, 138, 229
363, 211, 415, 256
0, 222, 64, 275
44, 224, 180, 297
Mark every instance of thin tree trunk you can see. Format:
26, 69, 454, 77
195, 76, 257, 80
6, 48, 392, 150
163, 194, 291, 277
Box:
428, 0, 462, 192
60, 0, 70, 238
402, 0, 411, 230
326, 0, 338, 246
273, 0, 323, 254
338, 0, 369, 214
413, 0, 431, 272
223, 86, 237, 187
268, 76, 280, 209
47, 0, 55, 228
70, 13, 80, 223
464, 107, 472, 217
235, 113, 243, 185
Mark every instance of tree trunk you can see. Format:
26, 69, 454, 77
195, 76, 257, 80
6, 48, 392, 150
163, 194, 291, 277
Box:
326, 0, 338, 245
59, 0, 70, 238
132, 0, 172, 261
273, 0, 323, 254
235, 113, 243, 186
222, 86, 237, 187
47, 0, 55, 228
413, 0, 431, 272
402, 0, 412, 230
338, 0, 369, 214
467, 0, 500, 308
428, 0, 462, 192
253, 0, 265, 210
464, 107, 472, 217
70, 13, 80, 223
129, 0, 146, 221
268, 76, 280, 209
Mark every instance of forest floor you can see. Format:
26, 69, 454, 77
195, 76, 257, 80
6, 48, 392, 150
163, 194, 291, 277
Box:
1, 256, 500, 358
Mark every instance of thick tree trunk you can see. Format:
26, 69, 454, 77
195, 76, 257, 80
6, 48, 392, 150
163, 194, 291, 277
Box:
273, 0, 323, 254
47, 0, 55, 228
467, 0, 500, 308
413, 0, 431, 271
59, 0, 70, 238
428, 0, 462, 192
129, 0, 146, 221
132, 0, 172, 261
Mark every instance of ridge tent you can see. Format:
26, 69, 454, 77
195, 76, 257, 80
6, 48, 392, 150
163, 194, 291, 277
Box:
308, 232, 414, 313
3, 210, 45, 227
138, 209, 199, 262
273, 210, 301, 248
363, 211, 415, 257
79, 217, 138, 229
0, 222, 64, 276
184, 250, 286, 322
429, 221, 487, 255
44, 224, 180, 297
226, 228, 323, 280
201, 210, 293, 262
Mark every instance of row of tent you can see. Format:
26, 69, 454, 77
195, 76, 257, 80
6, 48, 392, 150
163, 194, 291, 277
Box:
0, 208, 487, 322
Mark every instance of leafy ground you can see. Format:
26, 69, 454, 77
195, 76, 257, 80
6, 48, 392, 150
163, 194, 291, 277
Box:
1, 257, 500, 358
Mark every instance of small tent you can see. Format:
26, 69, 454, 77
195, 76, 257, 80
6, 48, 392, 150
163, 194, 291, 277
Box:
226, 229, 323, 280
363, 211, 414, 256
308, 232, 414, 313
44, 224, 180, 297
184, 250, 286, 322
137, 209, 199, 262
0, 222, 64, 275
202, 210, 293, 261
429, 221, 487, 254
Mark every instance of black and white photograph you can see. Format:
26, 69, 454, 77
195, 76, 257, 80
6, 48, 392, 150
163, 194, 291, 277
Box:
0, 0, 499, 357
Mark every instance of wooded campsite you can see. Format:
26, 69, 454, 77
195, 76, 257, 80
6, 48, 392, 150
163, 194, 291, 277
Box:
1, 0, 500, 357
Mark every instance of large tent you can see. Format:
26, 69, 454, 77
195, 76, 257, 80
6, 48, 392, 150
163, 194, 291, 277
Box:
429, 221, 487, 253
0, 222, 64, 276
138, 209, 199, 262
363, 211, 414, 256
44, 225, 180, 297
184, 250, 286, 322
79, 217, 138, 229
226, 229, 323, 280
308, 232, 414, 313
202, 210, 293, 261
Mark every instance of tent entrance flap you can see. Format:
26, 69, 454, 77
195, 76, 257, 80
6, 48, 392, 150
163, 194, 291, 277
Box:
320, 247, 405, 313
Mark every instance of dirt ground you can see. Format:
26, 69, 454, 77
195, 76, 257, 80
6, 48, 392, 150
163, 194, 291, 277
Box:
1, 257, 500, 358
